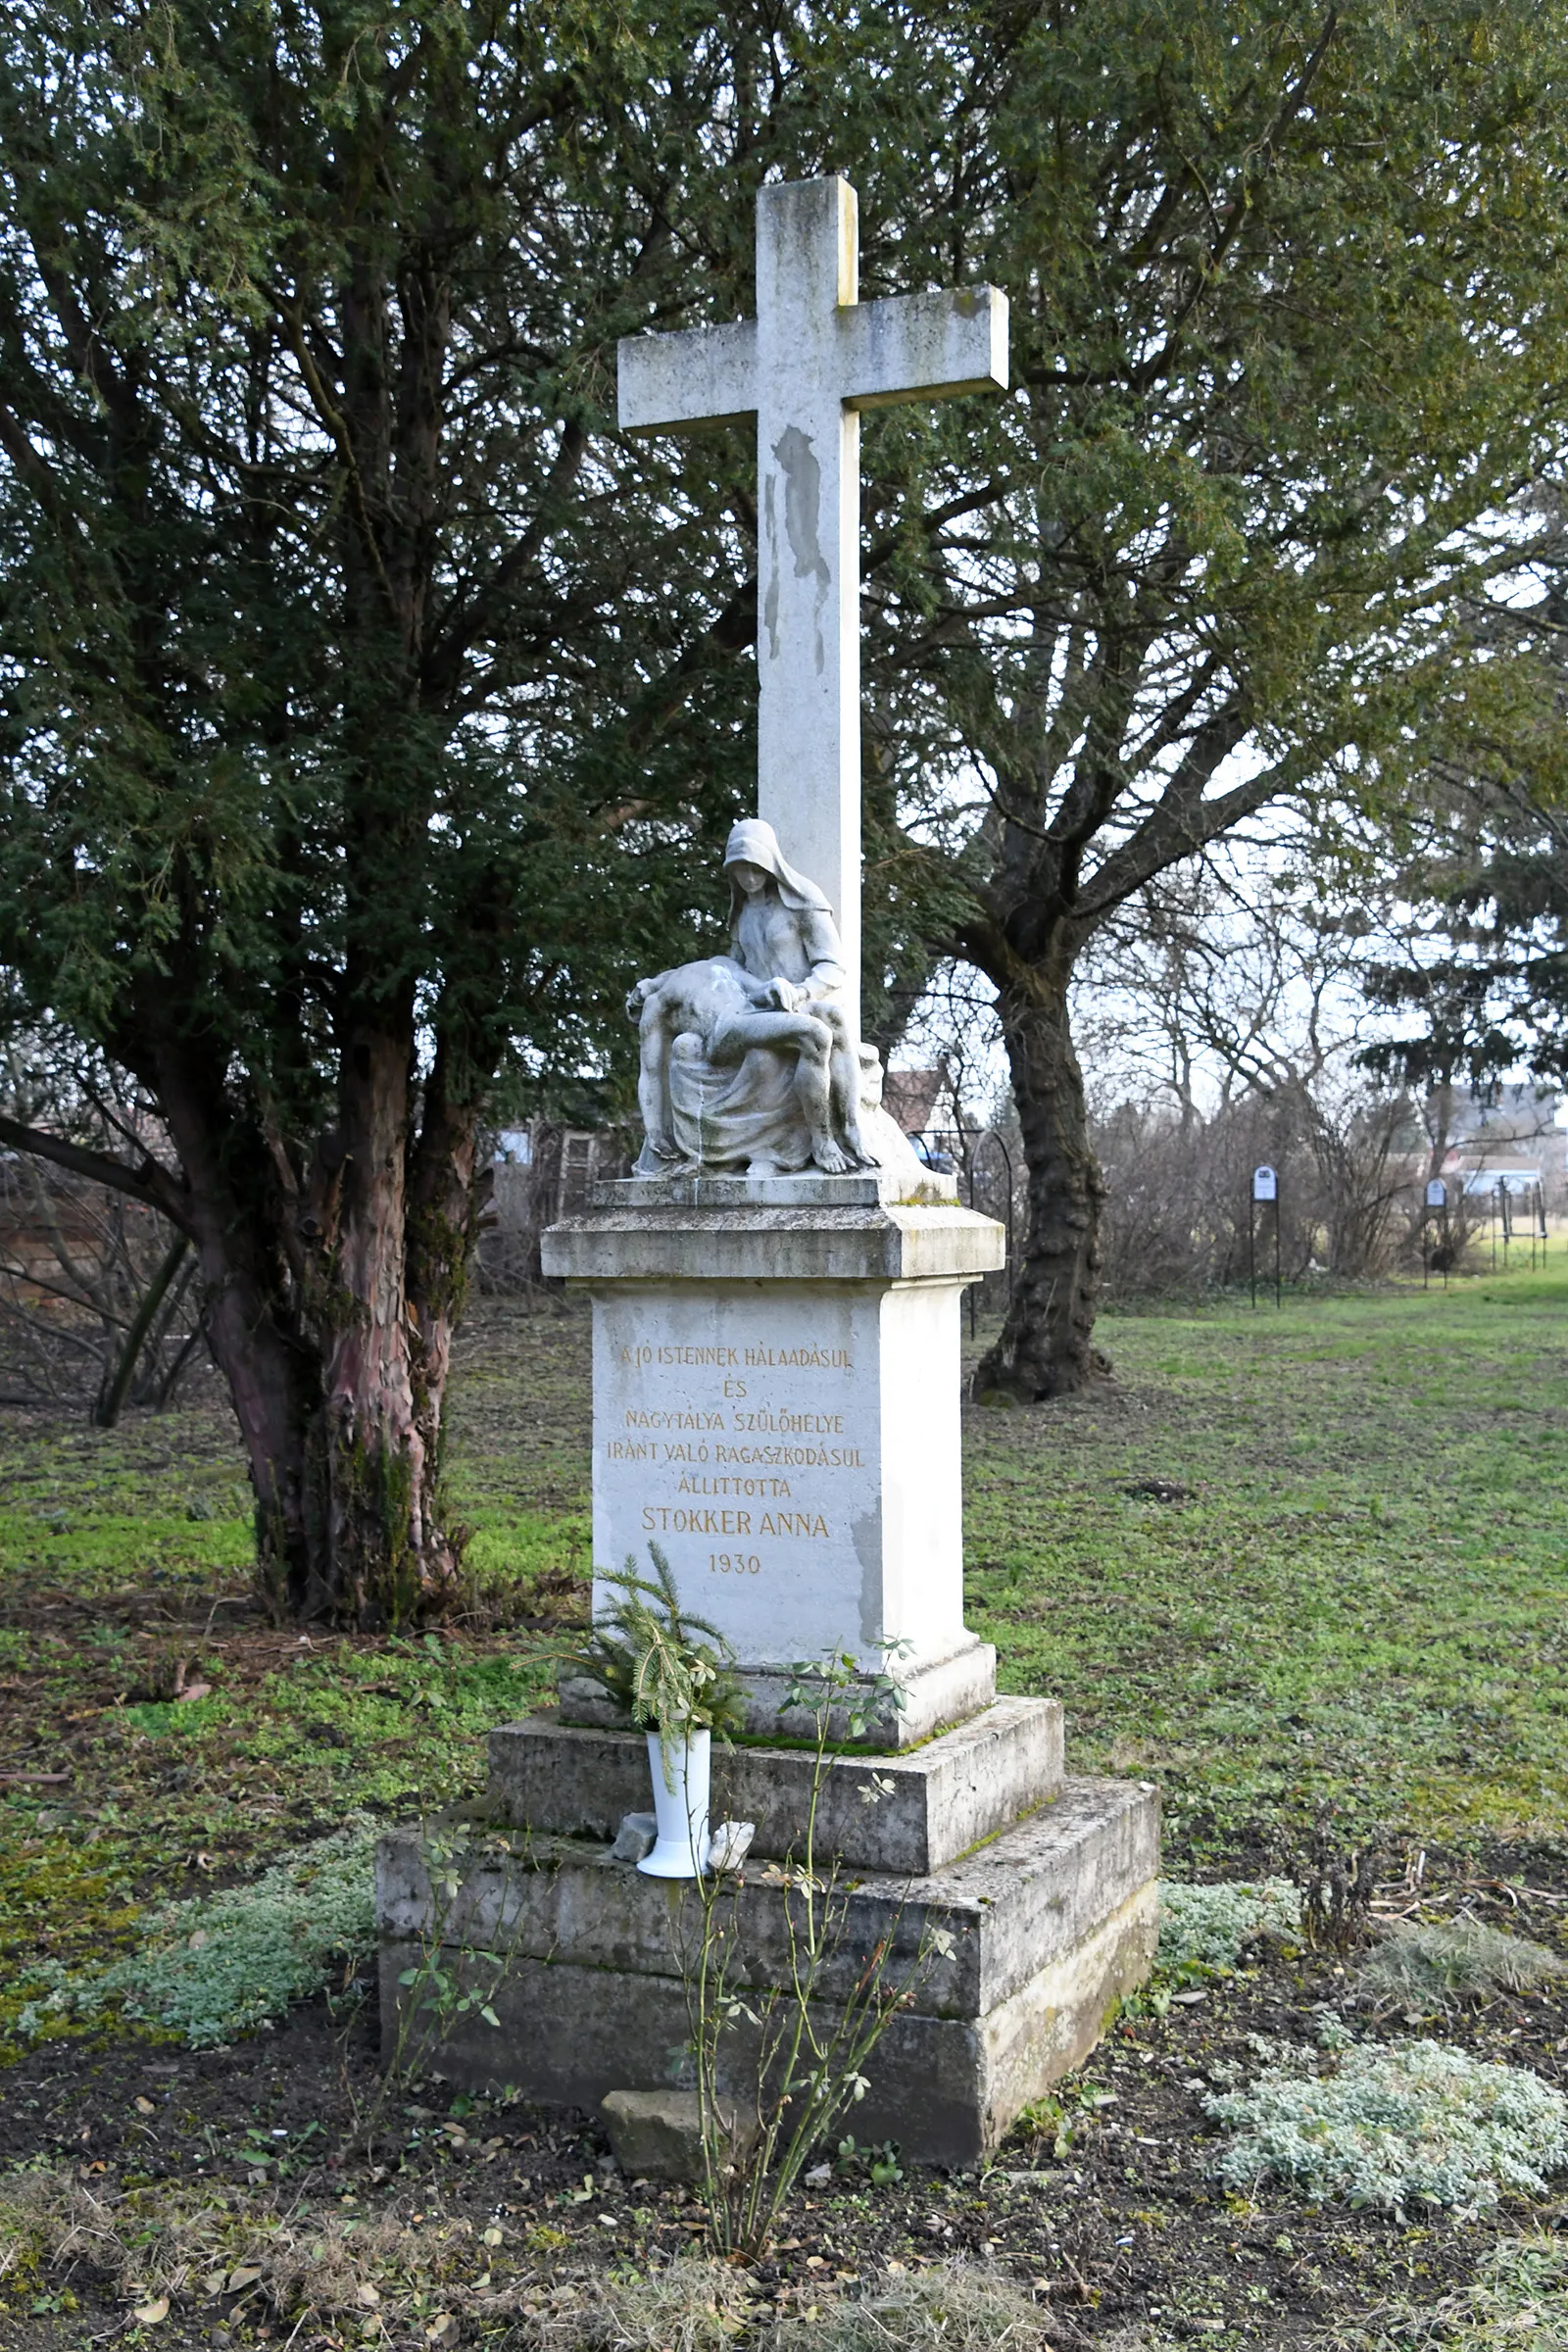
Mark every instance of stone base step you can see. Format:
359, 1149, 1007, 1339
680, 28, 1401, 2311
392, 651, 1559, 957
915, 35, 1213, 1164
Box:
591, 1169, 959, 1209
487, 1693, 1061, 1874
376, 1773, 1158, 2165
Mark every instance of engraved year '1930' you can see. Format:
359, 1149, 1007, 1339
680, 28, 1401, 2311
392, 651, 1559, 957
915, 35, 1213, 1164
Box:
710, 1552, 761, 1576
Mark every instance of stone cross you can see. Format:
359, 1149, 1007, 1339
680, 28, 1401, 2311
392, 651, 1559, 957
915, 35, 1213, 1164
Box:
618, 176, 1008, 1034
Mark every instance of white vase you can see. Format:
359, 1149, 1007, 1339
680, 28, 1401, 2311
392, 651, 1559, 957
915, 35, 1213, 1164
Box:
637, 1726, 711, 1878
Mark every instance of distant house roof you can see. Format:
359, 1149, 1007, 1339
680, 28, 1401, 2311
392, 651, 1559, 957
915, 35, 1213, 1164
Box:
883, 1067, 948, 1136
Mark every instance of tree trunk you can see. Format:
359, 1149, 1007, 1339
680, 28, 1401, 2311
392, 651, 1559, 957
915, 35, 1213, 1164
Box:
973, 971, 1106, 1401
313, 1017, 425, 1625
145, 1020, 472, 1627
405, 1040, 487, 1586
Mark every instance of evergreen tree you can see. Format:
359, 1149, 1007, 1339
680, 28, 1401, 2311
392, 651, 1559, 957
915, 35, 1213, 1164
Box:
0, 0, 768, 1619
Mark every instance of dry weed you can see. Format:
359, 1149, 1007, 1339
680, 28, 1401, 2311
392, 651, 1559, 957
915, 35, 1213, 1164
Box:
3, 2181, 1131, 2352
1326, 2228, 1568, 2348
771, 2262, 1053, 2352
0, 2166, 567, 2336
1358, 1918, 1566, 2014
536, 2257, 763, 2352
0, 2169, 126, 2285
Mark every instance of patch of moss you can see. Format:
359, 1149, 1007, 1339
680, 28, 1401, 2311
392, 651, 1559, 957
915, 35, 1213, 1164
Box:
121, 1695, 231, 1738
460, 1504, 590, 1589
0, 1832, 143, 2062
37, 1820, 380, 2047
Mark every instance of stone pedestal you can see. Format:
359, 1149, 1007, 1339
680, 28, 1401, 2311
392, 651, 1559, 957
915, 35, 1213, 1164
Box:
375, 1173, 1159, 2160
376, 1706, 1159, 2164
487, 1695, 1062, 1876
540, 1172, 1005, 1744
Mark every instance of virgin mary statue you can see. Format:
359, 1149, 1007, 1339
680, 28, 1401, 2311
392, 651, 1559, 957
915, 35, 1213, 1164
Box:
629, 820, 926, 1183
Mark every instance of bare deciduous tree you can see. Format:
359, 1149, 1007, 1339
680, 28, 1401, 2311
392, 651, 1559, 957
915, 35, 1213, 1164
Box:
0, 1038, 204, 1419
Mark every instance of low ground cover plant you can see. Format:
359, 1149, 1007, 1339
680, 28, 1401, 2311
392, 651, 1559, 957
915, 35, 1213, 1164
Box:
19, 1819, 378, 2047
1205, 2037, 1568, 2215
1156, 1878, 1301, 1975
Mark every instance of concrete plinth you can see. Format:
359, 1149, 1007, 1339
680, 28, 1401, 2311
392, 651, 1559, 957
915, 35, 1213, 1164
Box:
557, 1640, 999, 1752
377, 1773, 1159, 2165
591, 1170, 960, 1210
540, 1187, 1004, 1746
488, 1696, 1062, 1876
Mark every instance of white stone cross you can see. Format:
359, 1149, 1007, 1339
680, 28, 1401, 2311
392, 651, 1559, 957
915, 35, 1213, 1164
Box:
618, 176, 1008, 1033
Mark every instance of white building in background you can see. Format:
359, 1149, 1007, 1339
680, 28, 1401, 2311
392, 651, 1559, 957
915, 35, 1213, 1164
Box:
1429, 1082, 1565, 1208
1459, 1167, 1545, 1198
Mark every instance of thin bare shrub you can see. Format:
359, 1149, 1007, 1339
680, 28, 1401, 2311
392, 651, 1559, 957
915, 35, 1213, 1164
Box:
1094, 1079, 1434, 1303
681, 1649, 949, 2258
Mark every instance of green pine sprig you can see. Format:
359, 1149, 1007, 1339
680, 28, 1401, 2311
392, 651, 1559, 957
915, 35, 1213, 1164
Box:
534, 1543, 746, 1773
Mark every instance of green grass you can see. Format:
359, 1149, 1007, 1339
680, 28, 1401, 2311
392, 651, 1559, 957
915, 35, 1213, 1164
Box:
963, 1266, 1568, 1856
0, 1304, 597, 2053
0, 1299, 593, 1609
0, 1428, 254, 1600
2, 1271, 1565, 2061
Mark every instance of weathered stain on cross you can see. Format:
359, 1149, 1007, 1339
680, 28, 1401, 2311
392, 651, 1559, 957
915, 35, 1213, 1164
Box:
618, 176, 1008, 1031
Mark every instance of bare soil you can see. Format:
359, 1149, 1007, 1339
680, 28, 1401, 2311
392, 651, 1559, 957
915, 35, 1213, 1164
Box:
3, 1851, 1564, 2349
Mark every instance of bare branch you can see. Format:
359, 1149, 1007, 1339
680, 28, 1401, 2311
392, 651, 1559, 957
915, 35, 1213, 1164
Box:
0, 1116, 191, 1233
